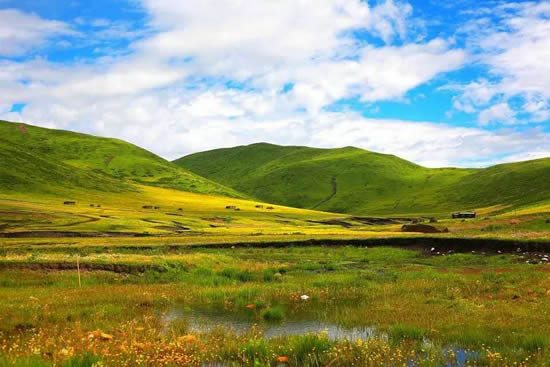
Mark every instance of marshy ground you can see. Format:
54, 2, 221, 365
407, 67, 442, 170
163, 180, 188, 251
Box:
2, 245, 550, 366
1, 190, 550, 366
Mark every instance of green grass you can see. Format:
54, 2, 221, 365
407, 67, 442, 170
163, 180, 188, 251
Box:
0, 120, 242, 198
175, 142, 550, 216
1, 246, 550, 365
2, 120, 550, 365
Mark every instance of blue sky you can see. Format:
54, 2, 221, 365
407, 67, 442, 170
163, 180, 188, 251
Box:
1, 0, 549, 167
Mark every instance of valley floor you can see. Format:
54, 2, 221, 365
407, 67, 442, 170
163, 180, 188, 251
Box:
1, 188, 550, 366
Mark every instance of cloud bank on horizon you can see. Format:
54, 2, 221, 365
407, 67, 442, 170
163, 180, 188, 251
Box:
0, 0, 549, 167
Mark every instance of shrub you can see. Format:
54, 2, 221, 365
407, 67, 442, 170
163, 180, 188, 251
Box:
218, 268, 254, 282
262, 306, 284, 321
263, 268, 276, 282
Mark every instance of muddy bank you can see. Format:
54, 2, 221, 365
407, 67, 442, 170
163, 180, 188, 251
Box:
188, 236, 550, 254
0, 261, 166, 273
0, 231, 153, 238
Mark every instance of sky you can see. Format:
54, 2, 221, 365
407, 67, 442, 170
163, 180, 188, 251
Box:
1, 0, 549, 167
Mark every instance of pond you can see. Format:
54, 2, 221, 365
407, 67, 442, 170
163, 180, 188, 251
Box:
164, 304, 479, 366
164, 306, 379, 341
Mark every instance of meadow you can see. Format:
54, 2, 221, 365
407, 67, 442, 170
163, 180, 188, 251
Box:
1, 186, 550, 366
2, 245, 550, 366
2, 120, 550, 366
175, 143, 550, 216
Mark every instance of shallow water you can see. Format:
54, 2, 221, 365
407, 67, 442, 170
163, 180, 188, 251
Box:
166, 306, 479, 367
165, 307, 379, 341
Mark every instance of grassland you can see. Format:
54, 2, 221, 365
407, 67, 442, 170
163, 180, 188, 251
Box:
175, 143, 550, 216
1, 185, 550, 365
0, 120, 241, 198
2, 120, 550, 365
2, 245, 550, 366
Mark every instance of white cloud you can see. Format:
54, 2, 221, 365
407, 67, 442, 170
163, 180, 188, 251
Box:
306, 113, 549, 167
0, 9, 75, 56
478, 102, 516, 125
368, 0, 413, 43
135, 0, 464, 111
4, 85, 549, 168
279, 39, 465, 113
453, 1, 550, 124
1, 2, 547, 169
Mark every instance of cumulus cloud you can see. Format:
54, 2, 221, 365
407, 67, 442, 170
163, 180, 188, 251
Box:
452, 1, 550, 124
0, 1, 547, 168
135, 0, 464, 111
5, 85, 549, 168
478, 102, 516, 125
0, 9, 75, 56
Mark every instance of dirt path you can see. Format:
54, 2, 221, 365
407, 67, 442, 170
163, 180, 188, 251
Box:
57, 214, 100, 227
311, 176, 337, 209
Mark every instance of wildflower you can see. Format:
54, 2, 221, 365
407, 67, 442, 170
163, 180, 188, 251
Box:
178, 335, 197, 344
89, 330, 101, 339
133, 342, 146, 349
246, 304, 255, 309
300, 295, 310, 300
277, 356, 289, 363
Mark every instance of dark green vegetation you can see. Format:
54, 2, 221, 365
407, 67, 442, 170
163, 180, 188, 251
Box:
0, 120, 242, 198
175, 143, 550, 215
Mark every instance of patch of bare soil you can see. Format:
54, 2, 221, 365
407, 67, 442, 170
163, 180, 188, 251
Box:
154, 226, 190, 232
307, 219, 354, 228
0, 262, 166, 274
141, 218, 163, 224
57, 215, 100, 227
0, 231, 151, 238
202, 217, 228, 223
351, 217, 399, 225
0, 211, 54, 219
402, 224, 448, 233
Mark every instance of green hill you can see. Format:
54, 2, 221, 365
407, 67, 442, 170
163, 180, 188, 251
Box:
0, 120, 242, 198
174, 143, 550, 215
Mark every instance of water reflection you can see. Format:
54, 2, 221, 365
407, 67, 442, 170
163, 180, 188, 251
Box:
165, 307, 379, 341
166, 307, 479, 367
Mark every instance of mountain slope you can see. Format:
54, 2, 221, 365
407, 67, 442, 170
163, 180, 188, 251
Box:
0, 120, 243, 198
174, 143, 550, 215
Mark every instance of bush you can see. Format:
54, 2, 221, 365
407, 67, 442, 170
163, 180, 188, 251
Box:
262, 306, 284, 321
218, 268, 254, 282
263, 268, 276, 282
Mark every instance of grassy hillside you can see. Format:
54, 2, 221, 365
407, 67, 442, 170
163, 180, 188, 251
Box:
175, 143, 550, 215
0, 120, 242, 198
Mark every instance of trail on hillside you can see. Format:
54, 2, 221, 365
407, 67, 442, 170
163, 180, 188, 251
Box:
311, 176, 337, 210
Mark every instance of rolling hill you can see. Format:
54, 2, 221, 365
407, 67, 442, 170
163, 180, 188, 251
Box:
0, 120, 242, 199
175, 143, 550, 215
